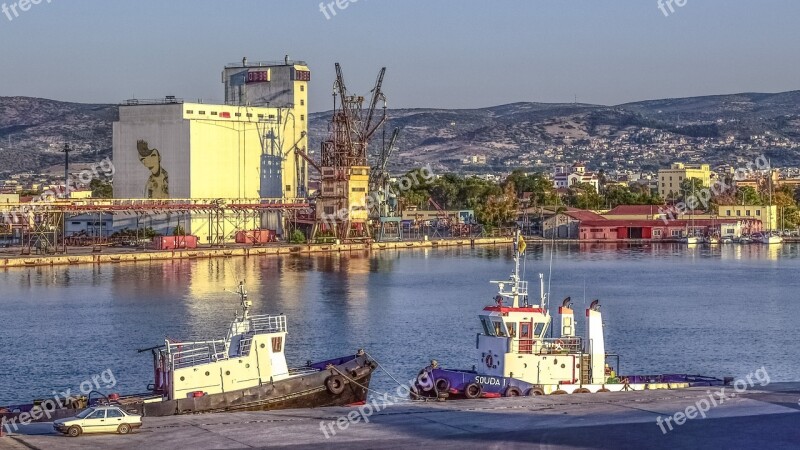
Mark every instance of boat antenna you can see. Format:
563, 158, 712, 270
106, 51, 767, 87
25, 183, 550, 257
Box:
546, 227, 555, 313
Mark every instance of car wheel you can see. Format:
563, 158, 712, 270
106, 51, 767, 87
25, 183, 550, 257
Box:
118, 423, 131, 434
67, 426, 82, 437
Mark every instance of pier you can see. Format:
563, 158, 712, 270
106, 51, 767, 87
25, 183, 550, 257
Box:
4, 383, 799, 449
0, 237, 514, 269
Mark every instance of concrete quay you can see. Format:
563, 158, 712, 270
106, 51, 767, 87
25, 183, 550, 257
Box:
4, 383, 799, 449
0, 236, 513, 269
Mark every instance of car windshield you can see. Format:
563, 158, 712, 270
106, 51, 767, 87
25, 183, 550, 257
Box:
76, 408, 95, 419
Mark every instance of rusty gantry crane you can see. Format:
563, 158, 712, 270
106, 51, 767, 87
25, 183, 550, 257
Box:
313, 63, 387, 242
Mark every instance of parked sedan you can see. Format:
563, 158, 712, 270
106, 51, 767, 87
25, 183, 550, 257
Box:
53, 406, 142, 437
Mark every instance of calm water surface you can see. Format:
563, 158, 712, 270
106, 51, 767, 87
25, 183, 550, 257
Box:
2, 243, 799, 404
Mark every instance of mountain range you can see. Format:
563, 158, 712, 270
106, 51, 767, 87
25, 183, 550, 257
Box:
2, 91, 799, 177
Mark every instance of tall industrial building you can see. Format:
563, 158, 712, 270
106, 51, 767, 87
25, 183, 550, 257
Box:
112, 58, 310, 241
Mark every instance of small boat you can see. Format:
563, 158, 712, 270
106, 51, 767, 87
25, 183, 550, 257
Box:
721, 237, 733, 244
685, 236, 700, 245
706, 235, 720, 245
759, 233, 783, 245
738, 236, 752, 244
414, 232, 729, 399
2, 283, 375, 421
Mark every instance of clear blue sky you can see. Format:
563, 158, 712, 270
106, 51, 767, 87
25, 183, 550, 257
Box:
0, 0, 798, 111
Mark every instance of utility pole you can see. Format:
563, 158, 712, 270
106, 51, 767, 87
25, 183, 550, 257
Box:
62, 143, 72, 198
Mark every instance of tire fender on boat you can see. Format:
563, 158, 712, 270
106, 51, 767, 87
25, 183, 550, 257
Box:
435, 378, 451, 392
504, 386, 522, 397
325, 375, 346, 395
525, 387, 545, 396
464, 383, 482, 399
417, 372, 434, 392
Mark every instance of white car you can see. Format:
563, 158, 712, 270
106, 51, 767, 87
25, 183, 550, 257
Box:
53, 405, 142, 437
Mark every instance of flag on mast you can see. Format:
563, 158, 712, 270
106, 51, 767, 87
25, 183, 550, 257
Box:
518, 235, 527, 255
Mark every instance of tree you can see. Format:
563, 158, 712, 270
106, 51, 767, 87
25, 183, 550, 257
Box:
90, 179, 113, 198
477, 183, 518, 227
566, 183, 603, 210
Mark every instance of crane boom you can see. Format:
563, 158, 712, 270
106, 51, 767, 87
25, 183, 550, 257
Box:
363, 67, 386, 138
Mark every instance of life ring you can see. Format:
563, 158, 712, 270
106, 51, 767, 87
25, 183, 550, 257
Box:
435, 378, 451, 392
485, 354, 494, 368
325, 375, 346, 395
417, 372, 435, 392
464, 383, 482, 399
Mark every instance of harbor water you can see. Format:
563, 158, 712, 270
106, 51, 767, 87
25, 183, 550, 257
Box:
2, 243, 799, 404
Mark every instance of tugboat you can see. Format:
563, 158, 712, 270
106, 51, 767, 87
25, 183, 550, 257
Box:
2, 283, 375, 421
415, 233, 729, 399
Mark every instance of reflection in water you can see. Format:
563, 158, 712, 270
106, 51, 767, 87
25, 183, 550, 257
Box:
1, 243, 800, 404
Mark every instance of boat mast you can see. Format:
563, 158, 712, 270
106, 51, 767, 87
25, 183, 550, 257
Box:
512, 230, 521, 308
238, 281, 250, 321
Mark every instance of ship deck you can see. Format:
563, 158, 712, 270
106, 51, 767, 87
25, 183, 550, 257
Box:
4, 382, 799, 449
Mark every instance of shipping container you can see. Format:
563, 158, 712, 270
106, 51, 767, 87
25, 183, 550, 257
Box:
235, 230, 276, 244
152, 235, 198, 250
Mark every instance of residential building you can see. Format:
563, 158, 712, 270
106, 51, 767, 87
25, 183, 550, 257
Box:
658, 163, 711, 198
717, 205, 779, 231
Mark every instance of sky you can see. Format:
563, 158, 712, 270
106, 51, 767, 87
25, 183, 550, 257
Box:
0, 0, 798, 112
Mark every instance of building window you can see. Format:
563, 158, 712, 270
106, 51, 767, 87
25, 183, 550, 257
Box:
746, 210, 751, 216
726, 210, 731, 216
352, 187, 366, 192
258, 114, 264, 119
286, 185, 291, 192
671, 230, 681, 237
653, 229, 662, 237
199, 111, 206, 115
211, 111, 218, 116
235, 113, 241, 117
736, 210, 741, 216
186, 110, 194, 114
300, 99, 304, 106
756, 210, 761, 216
247, 113, 253, 118
324, 206, 335, 215
300, 85, 305, 92
301, 115, 305, 121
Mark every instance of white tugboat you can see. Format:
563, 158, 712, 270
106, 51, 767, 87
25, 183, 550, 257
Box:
415, 232, 728, 398
2, 283, 376, 420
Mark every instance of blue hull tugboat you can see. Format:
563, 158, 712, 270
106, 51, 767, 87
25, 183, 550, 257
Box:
415, 232, 730, 399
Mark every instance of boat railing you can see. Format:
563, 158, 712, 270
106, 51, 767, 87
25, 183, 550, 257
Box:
238, 336, 253, 356
248, 314, 287, 334
510, 337, 583, 355
169, 340, 229, 369
516, 280, 529, 297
